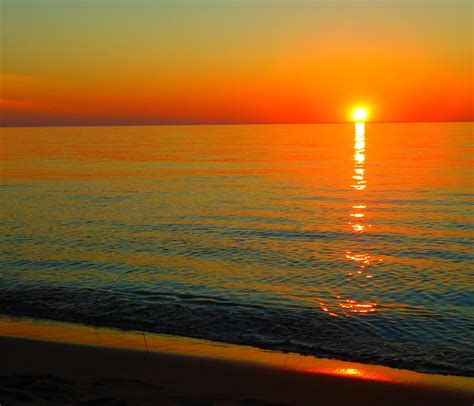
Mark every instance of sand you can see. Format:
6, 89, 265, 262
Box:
0, 316, 472, 405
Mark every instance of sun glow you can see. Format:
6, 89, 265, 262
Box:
352, 107, 369, 122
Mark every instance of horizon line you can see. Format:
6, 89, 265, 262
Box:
1, 119, 473, 129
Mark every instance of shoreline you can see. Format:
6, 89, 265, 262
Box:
1, 302, 469, 377
0, 315, 472, 405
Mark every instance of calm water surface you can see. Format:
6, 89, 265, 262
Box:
1, 123, 473, 375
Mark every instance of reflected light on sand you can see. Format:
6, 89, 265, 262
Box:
334, 367, 364, 377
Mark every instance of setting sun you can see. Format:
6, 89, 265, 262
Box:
352, 108, 368, 122
1, 2, 473, 405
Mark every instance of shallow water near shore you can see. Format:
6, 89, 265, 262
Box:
1, 122, 473, 376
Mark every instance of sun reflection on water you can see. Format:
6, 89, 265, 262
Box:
351, 123, 367, 190
320, 121, 381, 317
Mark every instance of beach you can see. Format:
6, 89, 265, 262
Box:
0, 316, 472, 405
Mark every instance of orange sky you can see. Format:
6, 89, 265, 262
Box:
1, 1, 472, 126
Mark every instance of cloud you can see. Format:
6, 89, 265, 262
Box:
0, 73, 39, 84
0, 97, 66, 113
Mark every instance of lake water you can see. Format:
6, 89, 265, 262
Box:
1, 122, 472, 376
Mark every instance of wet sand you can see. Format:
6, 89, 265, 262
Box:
0, 316, 472, 405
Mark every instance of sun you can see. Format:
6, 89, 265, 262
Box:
352, 107, 368, 122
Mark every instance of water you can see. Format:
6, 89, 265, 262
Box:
1, 122, 473, 376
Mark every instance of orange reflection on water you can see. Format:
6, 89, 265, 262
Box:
345, 252, 371, 265
343, 122, 378, 313
351, 223, 366, 233
350, 122, 366, 191
320, 121, 380, 317
349, 122, 369, 233
339, 299, 377, 314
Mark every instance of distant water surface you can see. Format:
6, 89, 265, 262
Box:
1, 123, 473, 376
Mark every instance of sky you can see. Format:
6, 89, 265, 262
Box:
1, 0, 472, 126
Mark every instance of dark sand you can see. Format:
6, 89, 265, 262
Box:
0, 317, 472, 405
